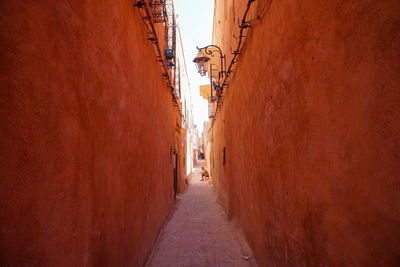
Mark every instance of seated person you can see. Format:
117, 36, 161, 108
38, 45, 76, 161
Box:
201, 167, 210, 181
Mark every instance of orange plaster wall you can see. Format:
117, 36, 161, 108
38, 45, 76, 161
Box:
178, 128, 188, 193
0, 0, 178, 265
211, 0, 400, 266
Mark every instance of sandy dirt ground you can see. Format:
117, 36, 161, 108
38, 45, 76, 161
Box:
146, 165, 257, 267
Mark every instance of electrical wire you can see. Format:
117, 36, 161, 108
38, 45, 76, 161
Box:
133, 1, 184, 119
180, 26, 201, 46
209, 0, 256, 130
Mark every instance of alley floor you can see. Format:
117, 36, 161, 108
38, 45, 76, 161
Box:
146, 164, 256, 267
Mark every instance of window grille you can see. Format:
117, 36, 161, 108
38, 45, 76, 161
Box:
151, 0, 167, 23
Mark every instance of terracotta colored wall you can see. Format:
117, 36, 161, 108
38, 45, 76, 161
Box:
0, 0, 178, 265
175, 126, 187, 194
211, 0, 400, 266
179, 128, 188, 193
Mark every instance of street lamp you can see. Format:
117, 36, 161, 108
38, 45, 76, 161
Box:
192, 50, 210, 76
193, 44, 226, 100
194, 45, 226, 79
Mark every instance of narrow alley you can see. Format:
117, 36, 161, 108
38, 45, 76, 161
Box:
147, 162, 255, 267
1, 0, 399, 266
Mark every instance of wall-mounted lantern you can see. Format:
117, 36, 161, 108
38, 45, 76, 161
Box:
193, 45, 226, 100
192, 50, 210, 76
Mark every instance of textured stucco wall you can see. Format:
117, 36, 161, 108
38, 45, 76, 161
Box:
0, 0, 178, 265
211, 0, 400, 266
177, 127, 188, 193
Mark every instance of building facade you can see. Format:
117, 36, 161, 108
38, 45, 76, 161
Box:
175, 22, 196, 192
206, 0, 400, 266
0, 0, 192, 265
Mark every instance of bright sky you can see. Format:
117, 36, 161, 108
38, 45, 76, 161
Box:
176, 0, 214, 135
